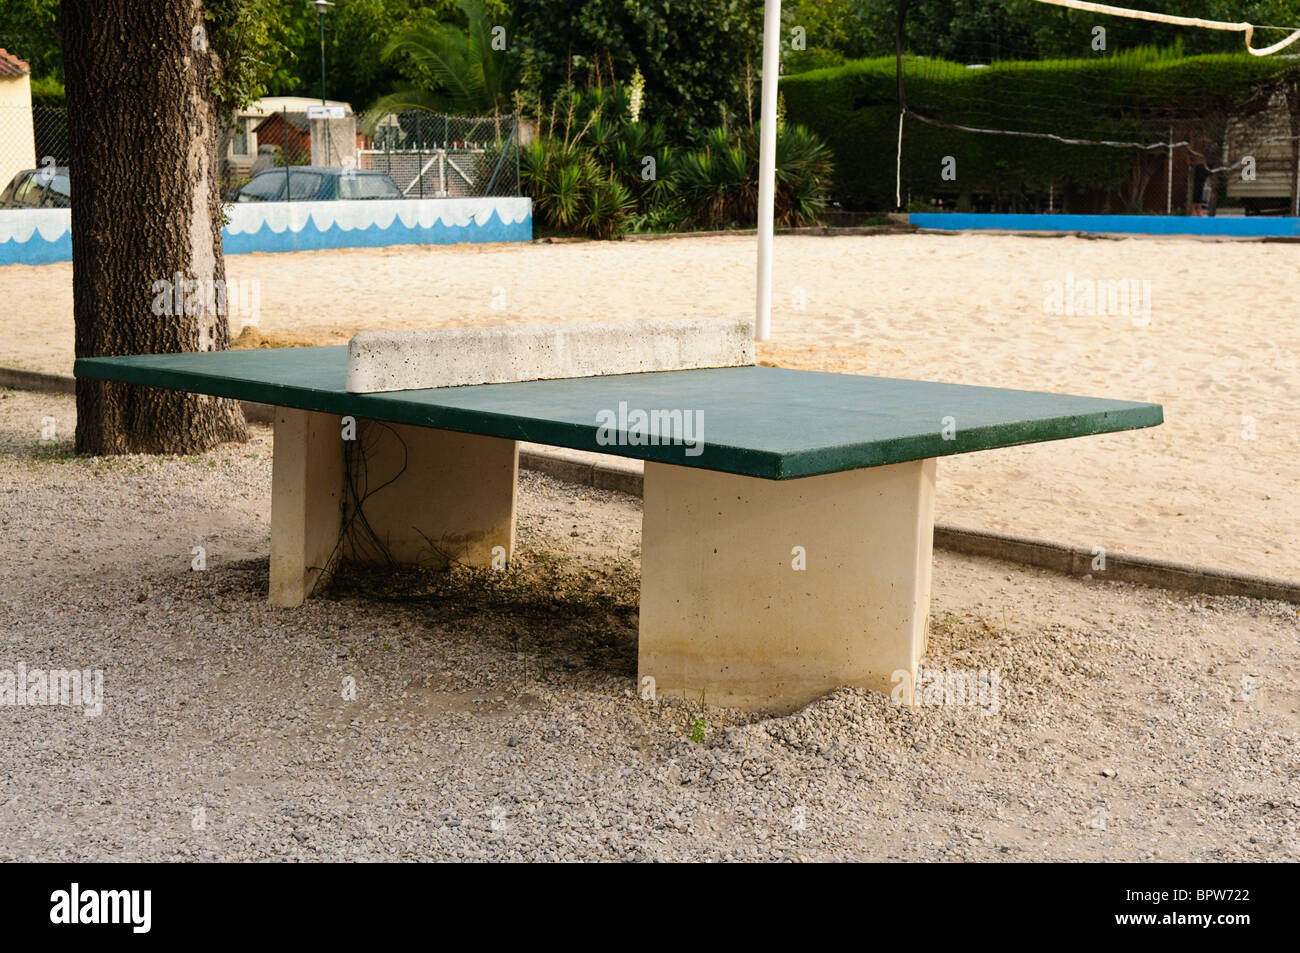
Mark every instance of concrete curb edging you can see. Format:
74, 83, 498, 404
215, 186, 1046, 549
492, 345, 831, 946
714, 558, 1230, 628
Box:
617, 224, 919, 242
929, 525, 1300, 604
533, 221, 918, 244
0, 367, 75, 394
520, 446, 644, 496
7, 366, 1297, 604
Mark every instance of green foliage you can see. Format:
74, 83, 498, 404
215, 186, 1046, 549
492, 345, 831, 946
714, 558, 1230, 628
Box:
782, 50, 1300, 210
995, 0, 1300, 59
29, 75, 65, 107
771, 122, 838, 226
521, 77, 836, 238
675, 123, 835, 229
370, 0, 516, 118
688, 715, 707, 744
676, 128, 752, 228
208, 0, 290, 117
780, 1, 1300, 72
521, 136, 636, 239
0, 0, 60, 80
512, 0, 765, 136
521, 81, 665, 237
604, 117, 679, 213
260, 0, 484, 110
782, 0, 891, 73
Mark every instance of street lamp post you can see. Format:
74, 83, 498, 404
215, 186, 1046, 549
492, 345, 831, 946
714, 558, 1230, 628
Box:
313, 0, 334, 105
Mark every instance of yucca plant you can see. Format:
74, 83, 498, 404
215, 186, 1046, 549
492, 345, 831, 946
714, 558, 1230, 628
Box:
676, 122, 834, 229
606, 120, 678, 212
521, 137, 635, 239
583, 177, 637, 241
676, 127, 752, 228
523, 70, 834, 237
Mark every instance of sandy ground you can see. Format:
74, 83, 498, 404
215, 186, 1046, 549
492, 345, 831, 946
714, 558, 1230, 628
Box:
1, 232, 1296, 580
2, 388, 1297, 861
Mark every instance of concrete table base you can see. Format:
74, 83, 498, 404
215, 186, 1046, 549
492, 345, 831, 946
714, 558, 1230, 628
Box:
271, 414, 939, 710
637, 459, 937, 712
342, 419, 517, 570
270, 409, 517, 607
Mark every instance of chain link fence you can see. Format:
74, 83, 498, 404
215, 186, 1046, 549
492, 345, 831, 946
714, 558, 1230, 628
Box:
0, 105, 69, 203
360, 111, 521, 199
219, 104, 317, 202
31, 105, 69, 167
3, 104, 520, 204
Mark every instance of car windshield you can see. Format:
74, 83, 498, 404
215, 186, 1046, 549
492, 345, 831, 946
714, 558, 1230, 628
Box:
11, 175, 41, 206
0, 174, 21, 204
339, 174, 399, 200
287, 171, 323, 200
237, 172, 284, 202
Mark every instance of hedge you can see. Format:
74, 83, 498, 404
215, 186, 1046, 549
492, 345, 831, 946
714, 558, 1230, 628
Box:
781, 50, 1300, 211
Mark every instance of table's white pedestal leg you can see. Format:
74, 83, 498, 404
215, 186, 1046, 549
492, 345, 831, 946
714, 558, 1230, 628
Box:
638, 458, 937, 712
270, 409, 345, 607
269, 410, 517, 607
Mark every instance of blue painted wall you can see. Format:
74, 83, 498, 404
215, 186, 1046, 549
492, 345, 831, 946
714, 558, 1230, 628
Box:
910, 212, 1300, 238
0, 197, 533, 267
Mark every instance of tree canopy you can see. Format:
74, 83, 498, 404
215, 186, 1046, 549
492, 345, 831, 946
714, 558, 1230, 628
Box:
12, 1, 1300, 121
510, 0, 764, 133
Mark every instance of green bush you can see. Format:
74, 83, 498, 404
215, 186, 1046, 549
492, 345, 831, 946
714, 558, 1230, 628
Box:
782, 50, 1300, 211
29, 75, 65, 107
512, 0, 764, 137
676, 123, 835, 229
521, 137, 636, 240
522, 79, 835, 238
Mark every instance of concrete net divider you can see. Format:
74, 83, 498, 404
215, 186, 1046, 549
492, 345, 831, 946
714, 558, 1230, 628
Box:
343, 317, 754, 392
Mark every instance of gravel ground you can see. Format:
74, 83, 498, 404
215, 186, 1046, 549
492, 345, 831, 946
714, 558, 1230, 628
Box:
2, 388, 1297, 861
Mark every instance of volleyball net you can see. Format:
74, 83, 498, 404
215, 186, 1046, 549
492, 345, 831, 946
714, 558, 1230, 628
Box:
892, 0, 1300, 215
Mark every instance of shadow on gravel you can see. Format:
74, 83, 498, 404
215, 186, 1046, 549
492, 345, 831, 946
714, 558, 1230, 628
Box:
207, 552, 642, 680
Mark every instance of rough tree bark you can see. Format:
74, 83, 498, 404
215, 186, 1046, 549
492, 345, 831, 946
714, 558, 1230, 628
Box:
61, 0, 247, 454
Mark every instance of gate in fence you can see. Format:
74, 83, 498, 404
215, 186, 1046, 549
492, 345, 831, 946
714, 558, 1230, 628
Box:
360, 111, 521, 199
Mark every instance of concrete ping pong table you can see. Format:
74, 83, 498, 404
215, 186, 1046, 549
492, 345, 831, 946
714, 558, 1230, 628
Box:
76, 340, 1162, 711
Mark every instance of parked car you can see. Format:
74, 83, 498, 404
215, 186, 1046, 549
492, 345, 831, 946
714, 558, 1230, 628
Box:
230, 166, 401, 202
0, 166, 71, 209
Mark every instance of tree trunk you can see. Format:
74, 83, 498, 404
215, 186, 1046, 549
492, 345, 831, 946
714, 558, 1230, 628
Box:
61, 0, 246, 454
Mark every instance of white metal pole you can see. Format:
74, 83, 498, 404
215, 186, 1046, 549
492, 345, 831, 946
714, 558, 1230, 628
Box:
895, 110, 904, 210
755, 0, 781, 342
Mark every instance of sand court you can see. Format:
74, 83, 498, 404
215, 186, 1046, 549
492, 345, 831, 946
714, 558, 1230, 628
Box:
1, 231, 1296, 581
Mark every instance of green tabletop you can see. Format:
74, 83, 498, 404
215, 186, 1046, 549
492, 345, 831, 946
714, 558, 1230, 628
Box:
75, 347, 1162, 480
